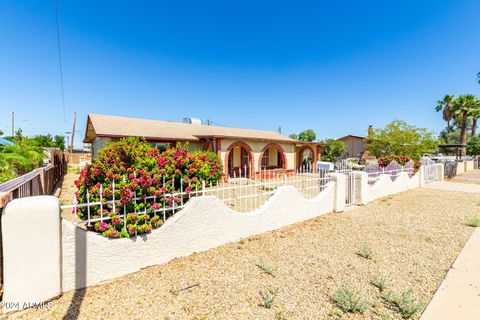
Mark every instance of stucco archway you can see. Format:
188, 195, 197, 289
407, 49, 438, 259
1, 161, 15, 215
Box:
224, 141, 254, 178
297, 146, 315, 171
258, 143, 287, 171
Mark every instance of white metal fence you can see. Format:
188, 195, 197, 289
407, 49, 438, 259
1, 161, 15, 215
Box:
62, 166, 331, 227
421, 157, 438, 183
364, 160, 416, 185
335, 160, 356, 205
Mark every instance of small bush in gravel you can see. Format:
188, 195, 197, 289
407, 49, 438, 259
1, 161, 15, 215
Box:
357, 244, 373, 260
382, 289, 424, 319
275, 310, 286, 320
466, 216, 480, 227
372, 307, 393, 320
259, 288, 278, 309
256, 259, 276, 277
372, 273, 388, 291
332, 283, 370, 313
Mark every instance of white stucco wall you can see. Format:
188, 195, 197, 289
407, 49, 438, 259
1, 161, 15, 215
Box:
2, 196, 61, 312
464, 160, 474, 172
62, 183, 335, 291
355, 171, 421, 204
456, 162, 465, 175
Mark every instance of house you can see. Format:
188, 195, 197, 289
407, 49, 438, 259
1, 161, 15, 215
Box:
83, 114, 323, 178
337, 135, 366, 158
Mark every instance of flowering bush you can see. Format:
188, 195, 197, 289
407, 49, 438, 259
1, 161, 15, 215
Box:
377, 155, 420, 173
74, 137, 223, 238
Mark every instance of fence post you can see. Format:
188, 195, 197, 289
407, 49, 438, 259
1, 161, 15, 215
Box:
419, 166, 425, 187
354, 171, 369, 205
2, 196, 61, 312
435, 163, 444, 182
328, 172, 345, 212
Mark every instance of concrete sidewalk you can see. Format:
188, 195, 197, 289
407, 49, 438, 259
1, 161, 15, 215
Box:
424, 181, 480, 193
421, 227, 480, 320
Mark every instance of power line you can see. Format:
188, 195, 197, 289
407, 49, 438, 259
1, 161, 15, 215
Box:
55, 0, 66, 121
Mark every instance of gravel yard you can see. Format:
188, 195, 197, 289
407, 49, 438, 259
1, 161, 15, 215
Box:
15, 188, 479, 320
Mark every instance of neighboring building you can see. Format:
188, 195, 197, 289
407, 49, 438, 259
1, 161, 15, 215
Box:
337, 135, 366, 158
83, 114, 323, 178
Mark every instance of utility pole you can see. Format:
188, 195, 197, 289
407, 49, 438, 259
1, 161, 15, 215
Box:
70, 112, 76, 152
11, 111, 14, 136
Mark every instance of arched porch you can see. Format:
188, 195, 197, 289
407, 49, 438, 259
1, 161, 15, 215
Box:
297, 146, 316, 171
224, 141, 254, 178
258, 143, 287, 171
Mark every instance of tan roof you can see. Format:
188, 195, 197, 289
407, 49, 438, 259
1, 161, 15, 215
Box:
84, 114, 298, 144
338, 135, 366, 141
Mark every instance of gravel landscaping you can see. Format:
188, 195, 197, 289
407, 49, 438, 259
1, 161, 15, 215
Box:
14, 188, 479, 320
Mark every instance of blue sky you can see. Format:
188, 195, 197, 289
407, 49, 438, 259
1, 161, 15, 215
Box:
1, 1, 479, 147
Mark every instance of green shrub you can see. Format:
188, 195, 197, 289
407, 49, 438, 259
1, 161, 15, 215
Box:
467, 216, 480, 227
372, 273, 388, 291
357, 244, 373, 260
0, 143, 45, 182
382, 289, 424, 319
259, 288, 278, 309
74, 138, 223, 238
256, 259, 276, 277
332, 283, 370, 313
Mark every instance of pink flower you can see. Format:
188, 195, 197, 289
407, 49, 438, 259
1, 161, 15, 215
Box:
98, 222, 109, 231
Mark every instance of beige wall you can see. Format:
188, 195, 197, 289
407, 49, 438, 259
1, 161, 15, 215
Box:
220, 139, 295, 171
268, 147, 278, 166
233, 147, 241, 167
341, 137, 366, 158
92, 137, 113, 158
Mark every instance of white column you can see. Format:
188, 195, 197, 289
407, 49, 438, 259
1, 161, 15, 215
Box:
354, 171, 369, 205
2, 196, 61, 312
329, 172, 346, 212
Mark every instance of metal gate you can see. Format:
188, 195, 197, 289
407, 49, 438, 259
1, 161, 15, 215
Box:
422, 157, 438, 183
335, 160, 356, 206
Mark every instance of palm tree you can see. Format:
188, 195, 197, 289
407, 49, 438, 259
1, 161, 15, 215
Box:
435, 95, 455, 133
470, 103, 480, 137
450, 94, 480, 155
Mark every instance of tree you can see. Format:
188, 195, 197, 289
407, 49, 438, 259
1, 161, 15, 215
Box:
321, 139, 347, 162
32, 134, 54, 147
289, 133, 298, 140
435, 95, 455, 133
14, 128, 23, 144
470, 107, 480, 137
366, 120, 438, 159
467, 136, 480, 156
449, 94, 480, 155
29, 134, 66, 150
298, 129, 317, 142
0, 129, 3, 136
54, 135, 66, 150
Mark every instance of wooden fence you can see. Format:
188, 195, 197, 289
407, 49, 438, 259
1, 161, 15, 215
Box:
0, 150, 67, 209
64, 151, 91, 165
